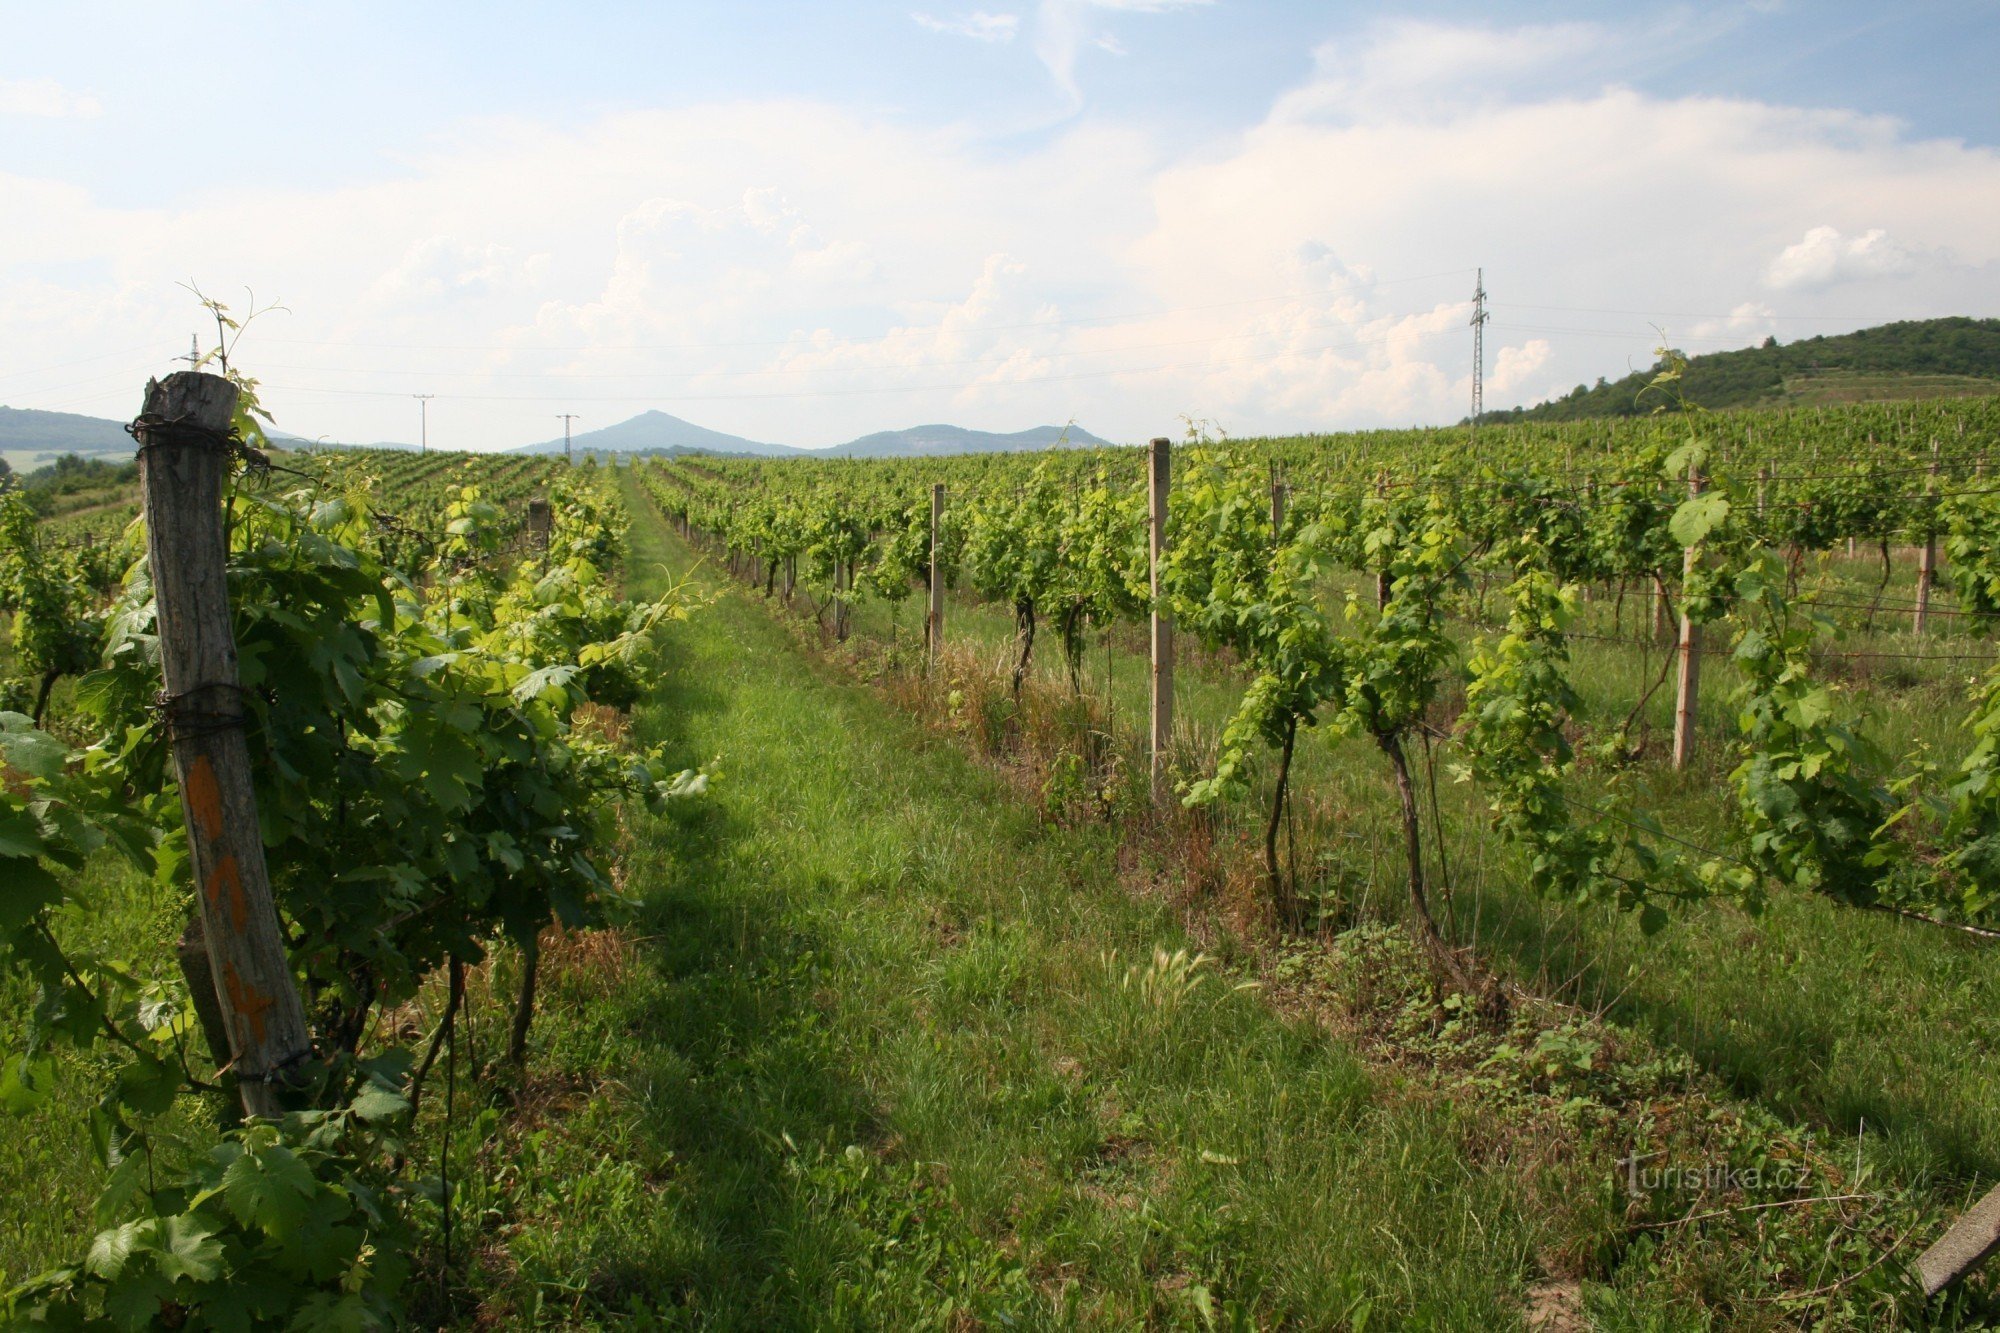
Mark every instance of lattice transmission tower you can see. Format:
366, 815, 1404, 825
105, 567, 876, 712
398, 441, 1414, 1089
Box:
1469, 267, 1489, 436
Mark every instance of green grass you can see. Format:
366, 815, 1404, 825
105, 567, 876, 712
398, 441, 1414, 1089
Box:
0, 858, 193, 1289
8, 469, 1995, 1325
815, 540, 2000, 1197
462, 476, 1598, 1325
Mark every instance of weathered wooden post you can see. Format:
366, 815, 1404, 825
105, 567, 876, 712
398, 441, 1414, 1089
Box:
1672, 462, 1703, 771
927, 483, 945, 666
134, 372, 314, 1118
525, 496, 552, 547
1270, 476, 1286, 546
1148, 437, 1174, 802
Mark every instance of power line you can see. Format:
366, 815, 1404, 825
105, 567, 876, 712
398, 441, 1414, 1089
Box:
250, 267, 1483, 355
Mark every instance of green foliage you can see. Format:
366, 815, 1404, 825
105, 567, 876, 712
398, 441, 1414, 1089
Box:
7, 1087, 417, 1330
1726, 554, 1901, 908
2, 434, 702, 1325
0, 490, 106, 719
1488, 316, 2000, 421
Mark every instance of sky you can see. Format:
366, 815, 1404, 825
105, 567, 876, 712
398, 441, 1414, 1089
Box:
3, 0, 1998, 451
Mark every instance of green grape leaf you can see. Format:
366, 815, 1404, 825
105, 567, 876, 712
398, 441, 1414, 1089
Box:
222, 1145, 319, 1240
1669, 492, 1729, 547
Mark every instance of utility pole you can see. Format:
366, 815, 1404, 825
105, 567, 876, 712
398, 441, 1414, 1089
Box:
557, 413, 580, 466
176, 334, 201, 372
1469, 268, 1489, 440
412, 394, 434, 457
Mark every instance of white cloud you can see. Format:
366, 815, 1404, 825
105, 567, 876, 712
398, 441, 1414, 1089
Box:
367, 236, 548, 307
1032, 0, 1209, 110
1490, 339, 1553, 395
3, 21, 1999, 447
0, 76, 101, 118
1275, 20, 1604, 124
1763, 225, 1917, 290
912, 11, 1020, 42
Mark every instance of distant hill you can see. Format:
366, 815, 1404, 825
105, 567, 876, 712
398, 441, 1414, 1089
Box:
823, 422, 1110, 457
0, 405, 135, 472
512, 410, 1113, 458
512, 410, 789, 458
1491, 317, 2000, 422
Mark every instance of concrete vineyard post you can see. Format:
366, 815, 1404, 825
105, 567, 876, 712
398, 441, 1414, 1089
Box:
1916, 443, 1939, 637
927, 484, 945, 666
1374, 472, 1389, 610
134, 372, 315, 1118
1917, 1183, 2000, 1297
1148, 437, 1174, 803
835, 557, 849, 641
1672, 462, 1703, 771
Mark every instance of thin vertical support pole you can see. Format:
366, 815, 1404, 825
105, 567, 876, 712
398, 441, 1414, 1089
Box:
1148, 437, 1174, 803
1672, 463, 1704, 771
928, 483, 945, 666
1916, 442, 1940, 637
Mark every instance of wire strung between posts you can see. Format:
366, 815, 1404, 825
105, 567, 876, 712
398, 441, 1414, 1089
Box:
126, 411, 269, 476
151, 681, 264, 741
230, 1044, 317, 1087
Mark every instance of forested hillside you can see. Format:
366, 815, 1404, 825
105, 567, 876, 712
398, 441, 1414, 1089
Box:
1493, 316, 2000, 421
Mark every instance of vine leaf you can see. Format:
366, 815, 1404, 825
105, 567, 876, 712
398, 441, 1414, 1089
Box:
222, 1144, 319, 1240
1669, 492, 1730, 547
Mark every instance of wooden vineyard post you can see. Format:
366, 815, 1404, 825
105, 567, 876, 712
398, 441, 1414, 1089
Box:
526, 496, 552, 548
1148, 437, 1174, 803
1672, 461, 1703, 771
1915, 442, 1940, 637
1269, 474, 1286, 545
927, 484, 945, 667
133, 372, 314, 1118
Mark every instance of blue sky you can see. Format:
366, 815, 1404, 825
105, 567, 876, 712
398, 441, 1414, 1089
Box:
4, 1, 1998, 448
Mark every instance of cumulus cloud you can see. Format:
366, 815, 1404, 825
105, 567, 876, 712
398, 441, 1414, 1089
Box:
1274, 20, 1603, 124
4, 20, 2000, 447
1490, 339, 1553, 396
0, 76, 101, 118
912, 10, 1019, 42
368, 237, 549, 307
1032, 0, 1209, 110
1763, 226, 1917, 290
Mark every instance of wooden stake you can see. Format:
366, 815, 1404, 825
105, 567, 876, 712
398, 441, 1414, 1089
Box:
927, 483, 945, 665
1148, 438, 1174, 802
1270, 476, 1286, 545
1672, 462, 1703, 771
135, 372, 314, 1117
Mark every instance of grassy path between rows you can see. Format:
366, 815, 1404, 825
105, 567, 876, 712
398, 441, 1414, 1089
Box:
478, 476, 1621, 1327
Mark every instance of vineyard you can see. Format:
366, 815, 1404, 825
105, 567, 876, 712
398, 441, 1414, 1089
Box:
3, 368, 2000, 1326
